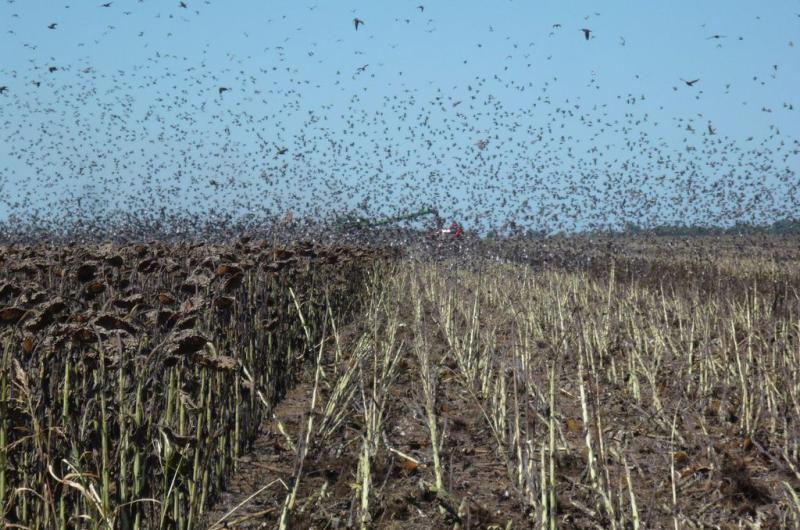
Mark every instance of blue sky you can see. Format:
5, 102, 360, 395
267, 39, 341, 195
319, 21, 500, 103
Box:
0, 0, 798, 232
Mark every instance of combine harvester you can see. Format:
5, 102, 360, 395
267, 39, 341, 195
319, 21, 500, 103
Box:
333, 208, 462, 240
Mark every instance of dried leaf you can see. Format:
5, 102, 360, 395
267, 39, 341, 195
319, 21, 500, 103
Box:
12, 358, 29, 394
167, 330, 208, 356
222, 273, 243, 293
189, 351, 239, 372
0, 306, 27, 324
158, 291, 176, 305
565, 418, 583, 434
76, 263, 97, 283
92, 313, 138, 334
400, 458, 419, 473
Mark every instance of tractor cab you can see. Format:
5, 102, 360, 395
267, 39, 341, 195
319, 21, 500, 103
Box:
433, 221, 463, 239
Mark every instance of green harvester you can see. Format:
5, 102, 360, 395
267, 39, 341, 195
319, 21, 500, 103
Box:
333, 207, 438, 231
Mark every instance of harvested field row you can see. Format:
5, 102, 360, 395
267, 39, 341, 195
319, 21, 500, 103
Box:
207, 257, 800, 529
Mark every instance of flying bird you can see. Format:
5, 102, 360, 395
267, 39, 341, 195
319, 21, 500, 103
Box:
706, 34, 726, 40
0, 0, 792, 246
47, 23, 58, 29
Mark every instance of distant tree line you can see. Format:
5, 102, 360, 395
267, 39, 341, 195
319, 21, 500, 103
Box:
617, 218, 800, 236
485, 218, 800, 239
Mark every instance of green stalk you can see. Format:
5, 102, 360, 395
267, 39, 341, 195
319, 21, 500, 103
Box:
199, 374, 213, 509
234, 373, 241, 466
162, 368, 176, 527
0, 340, 10, 522
548, 364, 556, 530
540, 444, 547, 530
118, 351, 131, 530
99, 341, 111, 523
133, 378, 143, 530
187, 369, 206, 530
176, 369, 186, 530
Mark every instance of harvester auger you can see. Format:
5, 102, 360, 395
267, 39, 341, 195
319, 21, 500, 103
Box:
333, 207, 439, 232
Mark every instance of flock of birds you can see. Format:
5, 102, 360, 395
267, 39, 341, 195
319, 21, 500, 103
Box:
0, 1, 797, 242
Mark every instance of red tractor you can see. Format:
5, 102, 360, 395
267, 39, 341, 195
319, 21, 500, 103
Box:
433, 221, 463, 240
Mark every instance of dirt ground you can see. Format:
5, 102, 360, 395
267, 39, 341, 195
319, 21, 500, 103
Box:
203, 319, 531, 529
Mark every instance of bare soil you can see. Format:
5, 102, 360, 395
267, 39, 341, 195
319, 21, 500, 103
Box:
203, 314, 531, 529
